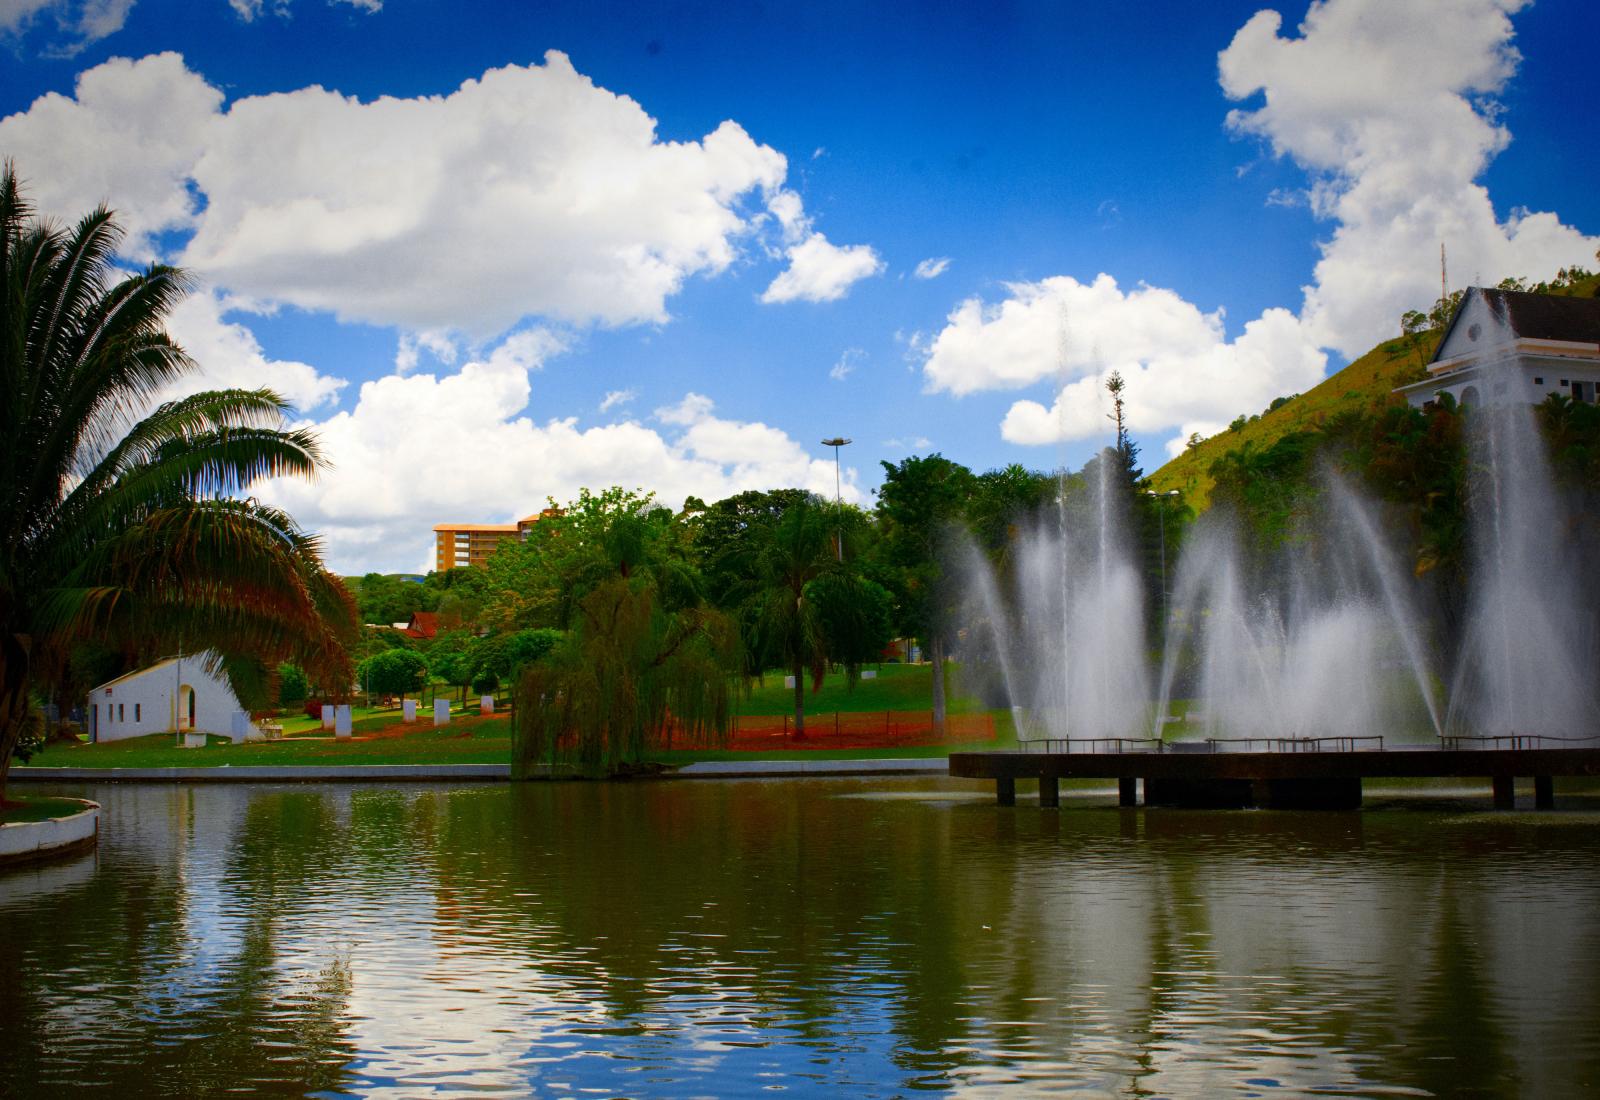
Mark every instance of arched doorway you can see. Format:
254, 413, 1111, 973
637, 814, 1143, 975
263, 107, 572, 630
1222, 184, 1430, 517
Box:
179, 685, 196, 731
1460, 385, 1480, 408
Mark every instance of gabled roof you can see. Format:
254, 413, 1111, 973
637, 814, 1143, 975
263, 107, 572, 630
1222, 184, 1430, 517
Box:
89, 654, 227, 693
1434, 287, 1600, 363
404, 610, 440, 639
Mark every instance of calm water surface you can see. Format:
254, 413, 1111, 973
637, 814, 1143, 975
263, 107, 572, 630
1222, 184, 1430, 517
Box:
2, 778, 1598, 1097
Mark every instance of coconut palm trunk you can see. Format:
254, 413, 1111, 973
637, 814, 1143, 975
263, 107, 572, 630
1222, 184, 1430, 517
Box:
792, 654, 806, 738
930, 632, 947, 730
0, 636, 30, 805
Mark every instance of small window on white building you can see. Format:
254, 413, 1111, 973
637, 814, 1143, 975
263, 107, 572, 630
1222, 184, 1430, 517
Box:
118, 703, 124, 721
1533, 376, 1544, 385
1560, 379, 1569, 387
135, 703, 141, 722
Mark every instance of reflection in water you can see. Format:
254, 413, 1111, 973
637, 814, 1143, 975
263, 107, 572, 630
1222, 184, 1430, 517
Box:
2, 780, 1598, 1096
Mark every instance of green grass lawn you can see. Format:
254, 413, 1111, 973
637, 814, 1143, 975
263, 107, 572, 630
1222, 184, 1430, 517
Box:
1, 795, 92, 823
17, 664, 1004, 770
737, 662, 986, 717
22, 720, 515, 769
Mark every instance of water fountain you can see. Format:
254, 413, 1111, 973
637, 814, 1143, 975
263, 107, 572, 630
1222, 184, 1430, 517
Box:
960, 295, 1597, 752
960, 448, 1150, 746
1445, 298, 1596, 738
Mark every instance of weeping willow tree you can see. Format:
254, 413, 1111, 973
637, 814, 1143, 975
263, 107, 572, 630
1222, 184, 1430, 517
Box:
512, 511, 742, 777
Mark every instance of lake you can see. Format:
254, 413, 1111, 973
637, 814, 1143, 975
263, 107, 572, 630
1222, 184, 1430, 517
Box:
3, 778, 1598, 1096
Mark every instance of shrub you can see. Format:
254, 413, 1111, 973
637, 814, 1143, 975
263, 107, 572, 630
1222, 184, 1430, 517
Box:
277, 662, 309, 708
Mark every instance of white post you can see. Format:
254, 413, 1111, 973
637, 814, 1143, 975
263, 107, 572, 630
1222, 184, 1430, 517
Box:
320, 704, 335, 731
335, 704, 352, 739
480, 695, 495, 715
403, 699, 417, 723
433, 698, 451, 726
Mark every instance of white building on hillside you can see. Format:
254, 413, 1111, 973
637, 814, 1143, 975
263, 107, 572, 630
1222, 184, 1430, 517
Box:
85, 654, 244, 743
1395, 287, 1600, 409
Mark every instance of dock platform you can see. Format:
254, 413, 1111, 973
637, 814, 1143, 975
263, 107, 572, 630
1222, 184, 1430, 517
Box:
949, 739, 1600, 810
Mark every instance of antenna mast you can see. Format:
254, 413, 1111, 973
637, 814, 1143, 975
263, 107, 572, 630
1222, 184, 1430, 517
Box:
1440, 242, 1448, 305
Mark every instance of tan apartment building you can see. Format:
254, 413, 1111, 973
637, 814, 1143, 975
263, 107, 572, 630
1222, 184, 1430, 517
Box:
433, 513, 544, 571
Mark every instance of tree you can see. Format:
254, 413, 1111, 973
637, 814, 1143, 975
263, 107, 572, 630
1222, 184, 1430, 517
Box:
740, 497, 872, 737
427, 629, 479, 704
276, 663, 309, 709
468, 627, 561, 699
513, 508, 738, 776
875, 455, 975, 727
965, 464, 1054, 560
684, 488, 810, 610
0, 166, 356, 803
357, 649, 428, 703
353, 572, 437, 625
485, 487, 678, 630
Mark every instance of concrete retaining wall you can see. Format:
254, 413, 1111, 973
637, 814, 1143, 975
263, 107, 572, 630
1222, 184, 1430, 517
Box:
0, 800, 99, 867
12, 758, 952, 783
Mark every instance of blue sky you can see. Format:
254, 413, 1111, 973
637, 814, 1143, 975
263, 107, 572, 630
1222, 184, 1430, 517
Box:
3, 0, 1597, 572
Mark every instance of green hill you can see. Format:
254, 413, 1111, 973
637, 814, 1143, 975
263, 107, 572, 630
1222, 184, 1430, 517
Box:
1149, 274, 1600, 508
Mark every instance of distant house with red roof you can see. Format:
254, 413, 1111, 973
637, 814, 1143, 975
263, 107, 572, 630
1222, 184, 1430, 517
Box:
403, 611, 439, 640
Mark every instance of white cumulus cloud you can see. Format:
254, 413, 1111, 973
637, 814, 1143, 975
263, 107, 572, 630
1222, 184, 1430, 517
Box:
0, 50, 801, 337
925, 275, 1325, 453
913, 256, 951, 280
1219, 0, 1599, 356
162, 290, 348, 413
760, 187, 884, 304
0, 53, 221, 254
762, 233, 885, 304
0, 0, 135, 55
256, 359, 858, 573
921, 0, 1597, 453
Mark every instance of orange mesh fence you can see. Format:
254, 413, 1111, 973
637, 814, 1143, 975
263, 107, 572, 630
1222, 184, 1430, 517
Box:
713, 710, 996, 751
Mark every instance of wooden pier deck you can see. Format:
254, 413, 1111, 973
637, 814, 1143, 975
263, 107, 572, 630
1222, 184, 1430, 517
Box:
949, 741, 1600, 810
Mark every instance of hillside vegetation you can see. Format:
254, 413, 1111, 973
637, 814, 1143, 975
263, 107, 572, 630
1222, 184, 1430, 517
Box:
1149, 273, 1600, 508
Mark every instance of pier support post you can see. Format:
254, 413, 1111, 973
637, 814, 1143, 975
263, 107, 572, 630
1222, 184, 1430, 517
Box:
1039, 775, 1059, 808
1118, 777, 1138, 807
1492, 775, 1515, 810
996, 777, 1016, 806
1535, 775, 1554, 810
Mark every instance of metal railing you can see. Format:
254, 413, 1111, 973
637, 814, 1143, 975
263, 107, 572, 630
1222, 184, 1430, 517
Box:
1204, 735, 1385, 753
1441, 733, 1600, 751
1019, 737, 1164, 755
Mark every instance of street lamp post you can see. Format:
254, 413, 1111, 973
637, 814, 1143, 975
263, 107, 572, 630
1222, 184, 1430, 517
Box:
821, 437, 851, 562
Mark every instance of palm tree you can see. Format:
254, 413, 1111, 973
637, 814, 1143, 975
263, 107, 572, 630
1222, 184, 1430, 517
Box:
0, 165, 356, 802
748, 497, 877, 737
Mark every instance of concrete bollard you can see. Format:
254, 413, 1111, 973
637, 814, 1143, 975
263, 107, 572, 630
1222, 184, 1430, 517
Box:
230, 711, 253, 745
334, 704, 352, 739
403, 699, 417, 723
320, 704, 334, 731
480, 695, 495, 715
183, 731, 207, 749
434, 698, 451, 726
